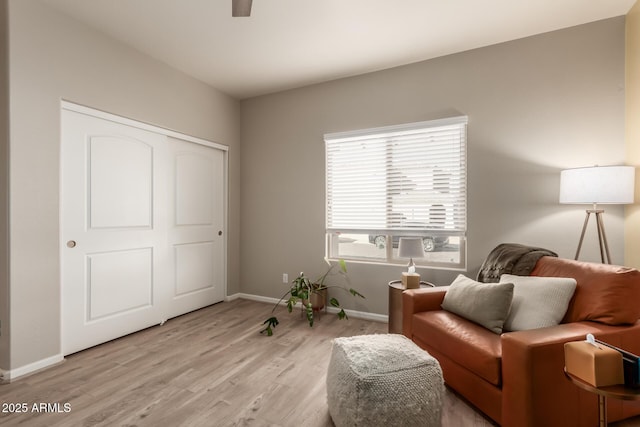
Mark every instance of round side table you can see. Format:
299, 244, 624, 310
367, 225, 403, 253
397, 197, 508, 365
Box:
388, 280, 434, 334
564, 368, 640, 426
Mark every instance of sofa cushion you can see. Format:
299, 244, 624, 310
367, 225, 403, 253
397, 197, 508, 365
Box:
441, 274, 514, 334
499, 274, 577, 331
412, 310, 503, 386
531, 257, 640, 325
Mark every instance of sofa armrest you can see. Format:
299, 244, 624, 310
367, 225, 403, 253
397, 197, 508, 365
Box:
501, 323, 598, 427
501, 322, 640, 427
402, 286, 450, 338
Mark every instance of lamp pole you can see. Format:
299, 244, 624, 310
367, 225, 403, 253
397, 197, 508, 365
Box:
574, 205, 610, 264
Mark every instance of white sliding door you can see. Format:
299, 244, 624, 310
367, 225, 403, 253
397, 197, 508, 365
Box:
61, 105, 226, 355
166, 137, 225, 318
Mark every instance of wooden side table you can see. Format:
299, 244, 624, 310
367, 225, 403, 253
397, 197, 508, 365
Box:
564, 368, 640, 426
388, 280, 434, 334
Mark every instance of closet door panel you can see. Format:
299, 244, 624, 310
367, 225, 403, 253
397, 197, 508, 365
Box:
167, 137, 225, 318
61, 109, 168, 355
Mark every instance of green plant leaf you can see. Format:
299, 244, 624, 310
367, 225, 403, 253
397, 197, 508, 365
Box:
286, 297, 297, 313
337, 309, 348, 320
338, 259, 347, 273
349, 288, 365, 298
260, 316, 279, 336
306, 303, 314, 327
329, 297, 340, 308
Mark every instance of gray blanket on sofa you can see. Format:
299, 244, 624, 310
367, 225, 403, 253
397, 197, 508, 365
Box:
476, 243, 558, 283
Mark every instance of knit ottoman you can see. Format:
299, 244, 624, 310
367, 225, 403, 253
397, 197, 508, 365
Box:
326, 334, 443, 427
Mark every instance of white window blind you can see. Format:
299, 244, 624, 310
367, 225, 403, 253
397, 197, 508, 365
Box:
325, 116, 467, 238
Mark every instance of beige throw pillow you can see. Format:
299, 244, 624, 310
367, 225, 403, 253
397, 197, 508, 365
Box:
441, 274, 514, 334
500, 274, 576, 331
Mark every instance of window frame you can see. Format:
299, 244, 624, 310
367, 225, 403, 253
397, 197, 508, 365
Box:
324, 116, 468, 270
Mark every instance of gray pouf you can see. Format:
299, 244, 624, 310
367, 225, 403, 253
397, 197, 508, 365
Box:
326, 334, 444, 427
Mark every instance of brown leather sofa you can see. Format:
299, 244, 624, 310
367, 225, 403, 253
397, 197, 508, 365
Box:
402, 256, 640, 427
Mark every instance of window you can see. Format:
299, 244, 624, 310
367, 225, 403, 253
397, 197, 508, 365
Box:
325, 116, 467, 269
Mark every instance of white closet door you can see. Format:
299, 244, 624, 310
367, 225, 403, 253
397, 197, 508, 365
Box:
166, 136, 225, 318
61, 110, 169, 355
61, 107, 226, 355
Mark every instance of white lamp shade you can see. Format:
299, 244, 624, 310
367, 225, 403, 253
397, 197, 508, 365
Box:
559, 166, 635, 205
398, 237, 424, 259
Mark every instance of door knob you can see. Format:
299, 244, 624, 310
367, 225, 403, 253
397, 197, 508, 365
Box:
67, 240, 77, 248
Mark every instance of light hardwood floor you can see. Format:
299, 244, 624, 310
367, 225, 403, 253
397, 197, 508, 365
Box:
0, 299, 638, 427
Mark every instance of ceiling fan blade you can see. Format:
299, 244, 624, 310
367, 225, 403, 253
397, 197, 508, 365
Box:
232, 0, 253, 17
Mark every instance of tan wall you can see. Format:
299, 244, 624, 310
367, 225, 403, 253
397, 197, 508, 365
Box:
5, 0, 241, 371
0, 0, 9, 371
626, 1, 640, 268
241, 18, 627, 316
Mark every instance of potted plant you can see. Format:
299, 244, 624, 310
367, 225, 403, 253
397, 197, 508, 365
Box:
260, 259, 365, 336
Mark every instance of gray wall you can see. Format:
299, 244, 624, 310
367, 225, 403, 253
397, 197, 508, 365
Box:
2, 1, 628, 373
240, 17, 627, 316
5, 0, 241, 371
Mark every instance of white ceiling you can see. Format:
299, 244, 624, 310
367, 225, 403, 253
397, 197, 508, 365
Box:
41, 0, 635, 100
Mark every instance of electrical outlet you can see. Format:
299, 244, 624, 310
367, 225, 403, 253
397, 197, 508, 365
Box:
282, 273, 288, 283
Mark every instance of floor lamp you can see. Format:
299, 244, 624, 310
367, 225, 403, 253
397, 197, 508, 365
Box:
559, 165, 635, 264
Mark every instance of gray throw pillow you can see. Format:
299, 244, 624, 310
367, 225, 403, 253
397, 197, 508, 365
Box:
441, 274, 514, 334
500, 274, 577, 331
